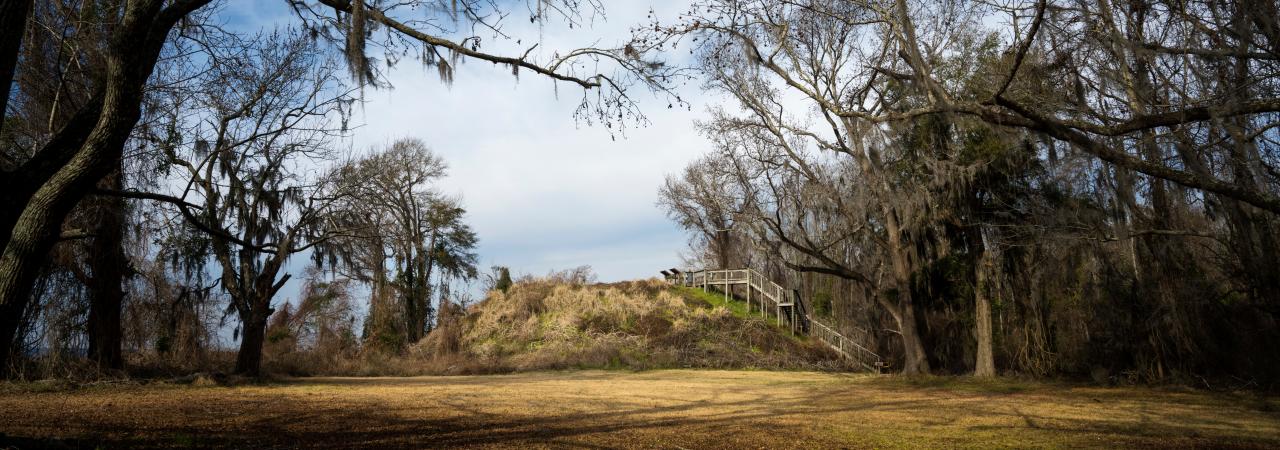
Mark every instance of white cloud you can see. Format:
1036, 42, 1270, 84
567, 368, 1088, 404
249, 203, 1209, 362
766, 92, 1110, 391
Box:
342, 1, 712, 283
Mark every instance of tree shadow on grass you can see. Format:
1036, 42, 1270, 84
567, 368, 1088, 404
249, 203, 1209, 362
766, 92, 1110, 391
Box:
2, 375, 1278, 449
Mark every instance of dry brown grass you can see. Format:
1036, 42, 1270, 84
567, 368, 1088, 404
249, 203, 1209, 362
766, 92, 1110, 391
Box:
0, 370, 1276, 449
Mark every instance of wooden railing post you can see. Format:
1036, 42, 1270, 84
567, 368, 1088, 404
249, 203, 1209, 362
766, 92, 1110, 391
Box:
789, 307, 794, 336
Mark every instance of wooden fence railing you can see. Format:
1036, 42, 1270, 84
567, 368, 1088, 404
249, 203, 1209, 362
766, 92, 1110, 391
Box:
666, 268, 884, 373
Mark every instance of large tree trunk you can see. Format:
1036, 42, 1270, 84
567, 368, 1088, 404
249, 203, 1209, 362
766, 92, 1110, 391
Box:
86, 169, 127, 370
841, 117, 932, 375
714, 226, 730, 270
402, 251, 422, 344
234, 304, 269, 376
404, 232, 436, 344
418, 233, 437, 337
895, 294, 930, 375
365, 239, 403, 349
884, 211, 930, 375
229, 248, 290, 376
0, 70, 134, 375
973, 250, 996, 377
0, 0, 210, 374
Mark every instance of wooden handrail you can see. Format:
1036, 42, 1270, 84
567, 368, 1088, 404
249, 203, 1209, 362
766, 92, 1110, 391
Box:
671, 267, 884, 373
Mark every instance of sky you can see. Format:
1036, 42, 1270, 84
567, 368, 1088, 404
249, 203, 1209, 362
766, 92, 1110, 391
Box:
218, 1, 716, 302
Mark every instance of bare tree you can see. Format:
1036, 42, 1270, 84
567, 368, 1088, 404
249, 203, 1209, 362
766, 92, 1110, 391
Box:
659, 0, 1280, 380
134, 31, 355, 376
658, 155, 750, 270
0, 0, 682, 373
657, 0, 1280, 213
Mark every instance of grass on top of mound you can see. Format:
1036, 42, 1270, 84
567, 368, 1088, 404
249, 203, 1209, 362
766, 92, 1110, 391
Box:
672, 285, 791, 331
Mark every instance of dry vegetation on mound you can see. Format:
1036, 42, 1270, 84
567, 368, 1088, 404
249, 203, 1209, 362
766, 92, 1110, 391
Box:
125, 279, 843, 379
417, 279, 847, 373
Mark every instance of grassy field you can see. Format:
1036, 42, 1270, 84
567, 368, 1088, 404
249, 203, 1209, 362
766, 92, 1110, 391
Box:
2, 370, 1277, 449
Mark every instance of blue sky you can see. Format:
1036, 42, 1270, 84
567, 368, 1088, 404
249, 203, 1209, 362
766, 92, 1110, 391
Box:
211, 1, 712, 305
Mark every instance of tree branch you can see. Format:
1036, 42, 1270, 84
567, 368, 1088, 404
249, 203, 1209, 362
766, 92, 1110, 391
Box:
92, 188, 279, 253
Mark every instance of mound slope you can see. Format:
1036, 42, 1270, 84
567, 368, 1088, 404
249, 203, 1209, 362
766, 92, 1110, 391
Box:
421, 279, 846, 372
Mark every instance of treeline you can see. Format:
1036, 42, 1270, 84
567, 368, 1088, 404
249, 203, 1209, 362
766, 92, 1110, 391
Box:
0, 0, 684, 378
0, 10, 483, 375
657, 0, 1280, 385
2, 20, 481, 374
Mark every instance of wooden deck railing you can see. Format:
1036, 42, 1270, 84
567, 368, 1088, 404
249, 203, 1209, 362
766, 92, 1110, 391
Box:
669, 268, 884, 373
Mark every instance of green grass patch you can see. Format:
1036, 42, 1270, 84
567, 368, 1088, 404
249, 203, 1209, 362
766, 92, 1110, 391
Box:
672, 286, 794, 331
677, 285, 753, 316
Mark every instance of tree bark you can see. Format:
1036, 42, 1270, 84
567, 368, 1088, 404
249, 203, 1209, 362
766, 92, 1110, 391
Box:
973, 250, 996, 377
0, 35, 141, 374
885, 218, 930, 375
418, 231, 437, 337
86, 169, 127, 370
402, 250, 422, 344
0, 0, 210, 375
895, 292, 930, 375
234, 305, 269, 376
225, 256, 289, 376
847, 116, 932, 375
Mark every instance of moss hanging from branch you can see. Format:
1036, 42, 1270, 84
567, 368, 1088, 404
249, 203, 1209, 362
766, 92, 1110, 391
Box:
345, 0, 369, 86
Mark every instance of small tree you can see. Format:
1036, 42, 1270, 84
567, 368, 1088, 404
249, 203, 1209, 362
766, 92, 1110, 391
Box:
492, 267, 513, 294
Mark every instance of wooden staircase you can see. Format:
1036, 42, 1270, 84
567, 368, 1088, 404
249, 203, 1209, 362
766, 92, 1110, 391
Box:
662, 268, 885, 373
